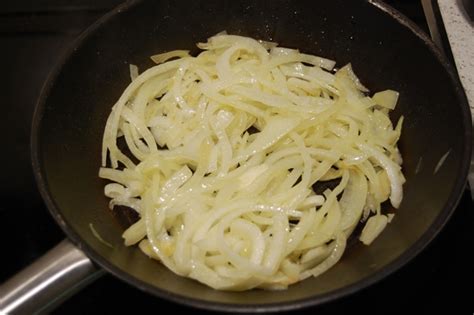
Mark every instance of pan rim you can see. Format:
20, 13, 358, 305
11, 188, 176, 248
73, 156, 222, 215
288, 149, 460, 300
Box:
31, 0, 472, 312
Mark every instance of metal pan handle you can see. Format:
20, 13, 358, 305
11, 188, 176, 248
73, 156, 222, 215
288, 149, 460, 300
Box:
0, 239, 105, 314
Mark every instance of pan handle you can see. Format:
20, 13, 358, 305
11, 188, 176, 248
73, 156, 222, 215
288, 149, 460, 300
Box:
0, 239, 105, 314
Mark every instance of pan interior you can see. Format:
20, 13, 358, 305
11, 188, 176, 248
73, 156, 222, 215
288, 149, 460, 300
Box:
34, 0, 471, 310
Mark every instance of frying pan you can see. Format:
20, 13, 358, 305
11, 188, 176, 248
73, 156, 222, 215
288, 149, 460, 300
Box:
1, 0, 471, 313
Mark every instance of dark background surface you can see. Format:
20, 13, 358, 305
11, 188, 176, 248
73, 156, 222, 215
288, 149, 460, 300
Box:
0, 0, 472, 313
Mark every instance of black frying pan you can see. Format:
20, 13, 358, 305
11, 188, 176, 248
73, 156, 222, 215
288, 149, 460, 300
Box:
1, 0, 471, 313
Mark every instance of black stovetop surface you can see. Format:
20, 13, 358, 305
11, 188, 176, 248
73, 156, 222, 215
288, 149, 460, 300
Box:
0, 0, 472, 313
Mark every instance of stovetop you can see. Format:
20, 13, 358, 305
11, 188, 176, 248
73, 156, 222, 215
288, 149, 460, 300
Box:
0, 0, 472, 313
